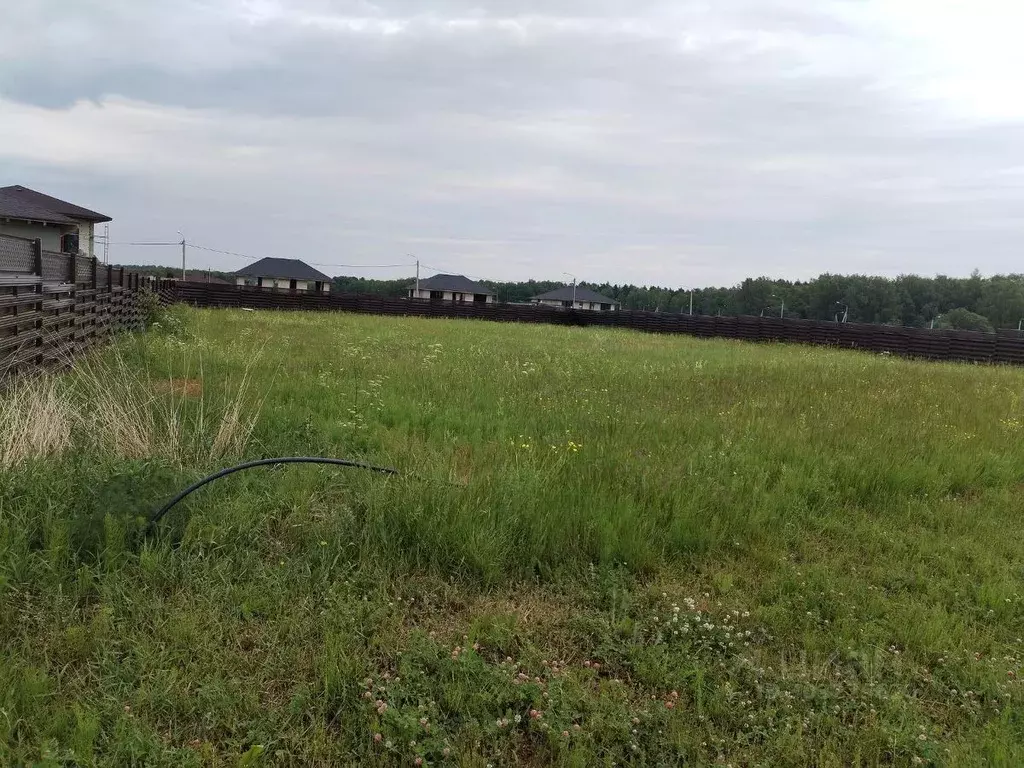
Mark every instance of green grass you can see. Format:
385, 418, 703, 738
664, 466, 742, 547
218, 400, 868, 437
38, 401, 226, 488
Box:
2, 306, 1024, 767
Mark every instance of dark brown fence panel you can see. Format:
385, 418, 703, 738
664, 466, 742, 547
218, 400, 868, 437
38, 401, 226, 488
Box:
0, 235, 33, 273
0, 234, 152, 379
995, 330, 1024, 365
157, 279, 1024, 367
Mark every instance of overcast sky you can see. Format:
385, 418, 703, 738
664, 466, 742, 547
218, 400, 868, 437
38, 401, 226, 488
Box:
2, 1, 1022, 287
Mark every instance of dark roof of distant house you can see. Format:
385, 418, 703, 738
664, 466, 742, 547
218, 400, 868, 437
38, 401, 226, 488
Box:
533, 286, 619, 305
409, 274, 496, 295
233, 257, 331, 282
0, 185, 112, 223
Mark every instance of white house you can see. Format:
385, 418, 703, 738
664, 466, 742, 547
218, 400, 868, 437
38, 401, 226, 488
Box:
233, 257, 332, 293
408, 274, 497, 304
533, 286, 620, 311
0, 185, 111, 258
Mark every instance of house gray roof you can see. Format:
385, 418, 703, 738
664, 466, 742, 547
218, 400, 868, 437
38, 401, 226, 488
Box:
0, 189, 77, 224
0, 185, 112, 223
233, 257, 331, 282
409, 274, 496, 295
534, 286, 619, 305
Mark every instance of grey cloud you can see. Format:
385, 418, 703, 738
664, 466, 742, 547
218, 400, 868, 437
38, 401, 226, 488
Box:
1, 0, 864, 118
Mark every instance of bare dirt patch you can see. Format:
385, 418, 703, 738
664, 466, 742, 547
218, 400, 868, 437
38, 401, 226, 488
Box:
154, 378, 203, 397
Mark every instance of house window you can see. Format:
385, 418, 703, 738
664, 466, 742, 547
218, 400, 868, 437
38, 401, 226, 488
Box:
600, 303, 611, 311
430, 290, 444, 301
562, 300, 573, 308
473, 294, 488, 304
61, 232, 79, 254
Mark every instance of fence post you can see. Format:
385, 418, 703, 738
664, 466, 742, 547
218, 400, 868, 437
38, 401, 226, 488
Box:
90, 257, 98, 341
68, 250, 78, 351
105, 262, 113, 334
33, 239, 43, 366
131, 273, 138, 328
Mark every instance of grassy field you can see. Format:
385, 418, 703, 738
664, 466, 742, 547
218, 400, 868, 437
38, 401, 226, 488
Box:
2, 306, 1023, 767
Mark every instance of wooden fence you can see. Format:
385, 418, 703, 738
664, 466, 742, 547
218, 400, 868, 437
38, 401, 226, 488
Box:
159, 280, 1024, 366
0, 234, 151, 377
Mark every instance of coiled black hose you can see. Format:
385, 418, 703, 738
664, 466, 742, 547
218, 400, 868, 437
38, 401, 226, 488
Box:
147, 457, 398, 531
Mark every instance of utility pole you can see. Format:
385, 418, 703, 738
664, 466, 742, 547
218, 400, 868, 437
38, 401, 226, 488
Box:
178, 231, 186, 280
415, 259, 420, 298
689, 289, 693, 316
563, 272, 577, 308
780, 300, 785, 319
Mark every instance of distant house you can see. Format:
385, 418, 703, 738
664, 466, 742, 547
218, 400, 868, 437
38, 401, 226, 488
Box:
0, 185, 111, 258
533, 286, 620, 311
408, 274, 497, 304
233, 257, 331, 293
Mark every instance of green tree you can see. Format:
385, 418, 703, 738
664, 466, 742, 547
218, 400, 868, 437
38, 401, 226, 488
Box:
274, 269, 1024, 329
977, 276, 1024, 329
935, 307, 994, 333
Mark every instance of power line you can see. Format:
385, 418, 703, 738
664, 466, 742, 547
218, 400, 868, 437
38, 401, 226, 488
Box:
106, 238, 415, 271
185, 243, 254, 259
108, 241, 182, 247
186, 243, 414, 270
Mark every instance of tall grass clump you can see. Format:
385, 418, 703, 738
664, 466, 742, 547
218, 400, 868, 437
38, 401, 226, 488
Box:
70, 347, 261, 465
1, 348, 261, 471
0, 329, 264, 570
0, 375, 74, 469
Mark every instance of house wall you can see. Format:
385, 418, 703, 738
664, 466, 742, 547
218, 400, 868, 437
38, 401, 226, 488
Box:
0, 220, 63, 252
76, 221, 95, 258
534, 298, 619, 311
0, 219, 96, 257
408, 288, 496, 303
236, 277, 330, 292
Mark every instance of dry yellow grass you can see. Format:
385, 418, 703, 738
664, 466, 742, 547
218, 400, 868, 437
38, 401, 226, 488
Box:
209, 366, 259, 461
0, 375, 74, 469
0, 346, 260, 469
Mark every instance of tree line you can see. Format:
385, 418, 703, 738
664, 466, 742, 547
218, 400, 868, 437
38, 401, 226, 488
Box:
336, 271, 1024, 331
128, 264, 1024, 332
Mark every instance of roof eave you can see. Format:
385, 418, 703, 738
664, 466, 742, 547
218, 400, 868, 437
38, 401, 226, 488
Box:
233, 273, 331, 282
1, 214, 76, 226
62, 211, 113, 224
79, 213, 113, 224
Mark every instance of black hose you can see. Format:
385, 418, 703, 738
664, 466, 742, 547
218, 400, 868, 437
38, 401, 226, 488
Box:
147, 457, 398, 530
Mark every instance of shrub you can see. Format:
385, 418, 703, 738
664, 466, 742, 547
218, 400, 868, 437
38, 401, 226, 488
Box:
936, 307, 994, 333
